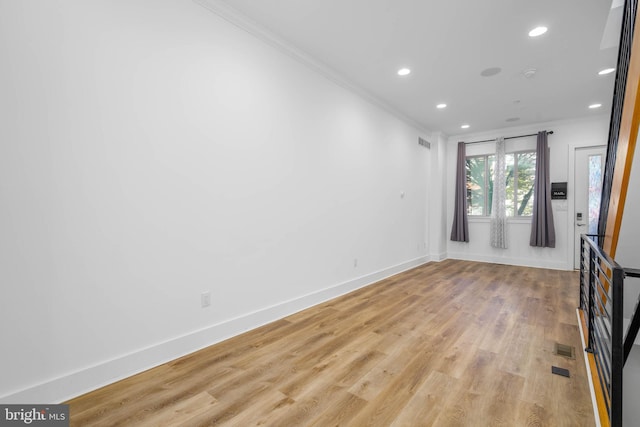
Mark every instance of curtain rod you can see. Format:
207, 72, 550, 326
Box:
464, 130, 554, 145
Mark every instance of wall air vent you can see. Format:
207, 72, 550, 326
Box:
418, 137, 431, 149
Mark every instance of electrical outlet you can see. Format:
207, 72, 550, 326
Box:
201, 291, 211, 308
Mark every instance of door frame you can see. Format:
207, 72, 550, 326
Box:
567, 142, 608, 270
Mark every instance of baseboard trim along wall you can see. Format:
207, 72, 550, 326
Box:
1, 255, 430, 404
429, 252, 448, 262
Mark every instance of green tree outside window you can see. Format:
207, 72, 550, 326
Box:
466, 151, 535, 217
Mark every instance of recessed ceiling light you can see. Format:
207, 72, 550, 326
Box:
397, 68, 411, 76
589, 103, 602, 109
461, 124, 470, 129
599, 68, 616, 75
436, 103, 447, 109
529, 26, 548, 37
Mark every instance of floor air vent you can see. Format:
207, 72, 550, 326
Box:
551, 366, 570, 378
554, 342, 575, 359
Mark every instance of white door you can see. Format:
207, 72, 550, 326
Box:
574, 146, 607, 269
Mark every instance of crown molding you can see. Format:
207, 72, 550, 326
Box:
446, 114, 610, 143
192, 0, 432, 135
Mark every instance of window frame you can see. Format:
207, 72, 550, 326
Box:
509, 150, 536, 218
465, 149, 536, 218
465, 154, 492, 217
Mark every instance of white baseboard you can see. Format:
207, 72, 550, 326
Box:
0, 255, 430, 404
447, 251, 569, 270
429, 252, 447, 262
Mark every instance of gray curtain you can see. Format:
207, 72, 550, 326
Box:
450, 142, 469, 242
530, 131, 556, 247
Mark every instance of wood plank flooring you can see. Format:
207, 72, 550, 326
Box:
66, 260, 595, 426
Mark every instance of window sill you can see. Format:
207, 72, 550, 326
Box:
468, 216, 532, 224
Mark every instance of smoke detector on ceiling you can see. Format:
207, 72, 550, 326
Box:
480, 67, 502, 77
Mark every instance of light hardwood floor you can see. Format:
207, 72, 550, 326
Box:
67, 260, 595, 426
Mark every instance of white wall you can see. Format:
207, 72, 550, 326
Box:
615, 130, 640, 424
0, 0, 431, 403
446, 117, 609, 270
616, 130, 640, 317
429, 133, 448, 260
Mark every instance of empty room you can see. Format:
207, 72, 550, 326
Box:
2, 0, 640, 426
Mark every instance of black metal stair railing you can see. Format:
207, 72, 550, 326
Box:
598, 0, 638, 239
579, 234, 640, 427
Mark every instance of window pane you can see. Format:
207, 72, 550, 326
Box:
515, 152, 536, 216
588, 154, 603, 235
467, 151, 537, 218
504, 154, 515, 217
487, 155, 495, 216
466, 157, 486, 215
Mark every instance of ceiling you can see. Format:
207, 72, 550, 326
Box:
206, 0, 622, 136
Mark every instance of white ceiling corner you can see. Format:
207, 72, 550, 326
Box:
192, 0, 434, 134
198, 0, 621, 137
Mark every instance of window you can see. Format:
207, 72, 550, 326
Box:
466, 155, 491, 216
588, 154, 604, 235
466, 151, 536, 216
